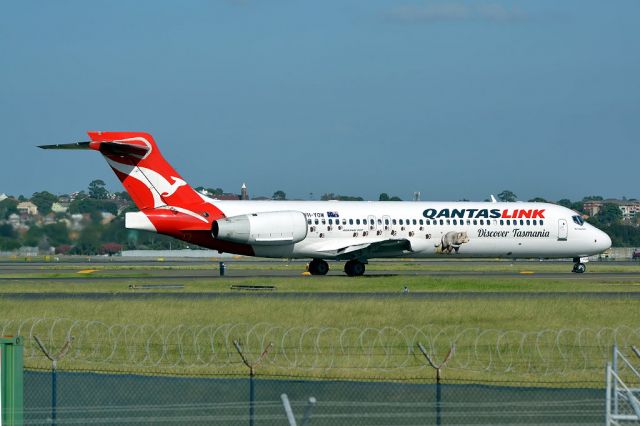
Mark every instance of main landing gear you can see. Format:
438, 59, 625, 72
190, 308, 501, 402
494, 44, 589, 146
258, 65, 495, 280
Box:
307, 258, 367, 276
344, 259, 366, 277
572, 257, 586, 274
308, 259, 329, 275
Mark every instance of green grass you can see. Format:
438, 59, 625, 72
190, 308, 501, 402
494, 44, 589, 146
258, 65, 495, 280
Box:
1, 261, 639, 386
0, 273, 639, 293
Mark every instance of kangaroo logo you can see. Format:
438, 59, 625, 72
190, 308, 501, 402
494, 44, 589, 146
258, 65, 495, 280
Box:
161, 176, 187, 197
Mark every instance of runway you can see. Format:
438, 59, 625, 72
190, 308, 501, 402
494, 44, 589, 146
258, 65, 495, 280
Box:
1, 259, 639, 303
3, 291, 640, 300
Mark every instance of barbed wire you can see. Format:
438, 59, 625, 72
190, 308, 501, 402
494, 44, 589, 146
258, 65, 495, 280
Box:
1, 318, 638, 376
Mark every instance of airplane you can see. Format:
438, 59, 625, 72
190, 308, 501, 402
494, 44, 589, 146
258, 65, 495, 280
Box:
40, 131, 612, 276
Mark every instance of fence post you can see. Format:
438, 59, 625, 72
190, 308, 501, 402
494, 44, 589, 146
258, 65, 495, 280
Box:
612, 344, 618, 417
234, 340, 273, 426
281, 393, 317, 426
418, 342, 455, 426
33, 336, 73, 426
1, 336, 24, 426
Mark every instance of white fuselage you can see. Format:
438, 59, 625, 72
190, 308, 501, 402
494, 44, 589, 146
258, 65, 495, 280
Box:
210, 200, 611, 260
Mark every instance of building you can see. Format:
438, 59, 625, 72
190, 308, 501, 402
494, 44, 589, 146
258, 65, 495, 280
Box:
583, 199, 640, 222
0, 193, 8, 202
17, 201, 38, 216
51, 202, 68, 214
241, 183, 249, 200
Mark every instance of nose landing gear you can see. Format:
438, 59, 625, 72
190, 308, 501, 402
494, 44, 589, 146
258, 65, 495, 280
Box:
572, 257, 586, 273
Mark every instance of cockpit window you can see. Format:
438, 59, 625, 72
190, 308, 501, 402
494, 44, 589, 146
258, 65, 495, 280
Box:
572, 215, 584, 226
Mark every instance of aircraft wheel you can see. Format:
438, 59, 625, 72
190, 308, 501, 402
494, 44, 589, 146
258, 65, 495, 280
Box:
573, 263, 586, 274
344, 260, 366, 277
309, 259, 329, 275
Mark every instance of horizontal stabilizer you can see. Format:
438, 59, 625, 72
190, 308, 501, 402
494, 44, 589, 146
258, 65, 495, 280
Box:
38, 142, 91, 150
97, 141, 150, 158
39, 140, 150, 158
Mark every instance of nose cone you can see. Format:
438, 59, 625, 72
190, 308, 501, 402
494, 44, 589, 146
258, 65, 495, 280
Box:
597, 229, 612, 252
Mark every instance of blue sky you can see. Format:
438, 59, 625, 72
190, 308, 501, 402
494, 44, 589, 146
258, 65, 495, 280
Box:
1, 0, 638, 201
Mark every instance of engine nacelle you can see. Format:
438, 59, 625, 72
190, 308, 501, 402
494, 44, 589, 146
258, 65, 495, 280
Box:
212, 211, 308, 246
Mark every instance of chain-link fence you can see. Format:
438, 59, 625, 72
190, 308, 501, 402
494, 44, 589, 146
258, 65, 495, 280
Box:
2, 318, 638, 424
24, 371, 604, 425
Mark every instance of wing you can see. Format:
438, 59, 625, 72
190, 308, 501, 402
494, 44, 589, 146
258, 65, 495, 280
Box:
306, 238, 413, 260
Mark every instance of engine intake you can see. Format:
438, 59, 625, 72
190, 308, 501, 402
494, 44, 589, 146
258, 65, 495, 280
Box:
212, 211, 308, 246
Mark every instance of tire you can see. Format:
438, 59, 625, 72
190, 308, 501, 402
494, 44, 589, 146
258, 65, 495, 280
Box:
344, 260, 366, 277
309, 259, 329, 275
575, 263, 586, 274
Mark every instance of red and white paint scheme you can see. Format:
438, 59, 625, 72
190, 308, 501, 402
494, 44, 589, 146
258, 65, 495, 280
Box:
41, 132, 611, 276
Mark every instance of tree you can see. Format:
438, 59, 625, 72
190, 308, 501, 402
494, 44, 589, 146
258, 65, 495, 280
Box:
378, 193, 402, 201
557, 199, 573, 208
42, 222, 70, 246
272, 190, 287, 200
0, 198, 18, 219
0, 224, 15, 238
88, 179, 109, 199
31, 191, 58, 215
196, 186, 224, 196
321, 193, 363, 201
69, 198, 117, 215
528, 197, 547, 203
583, 195, 603, 202
593, 203, 623, 226
497, 190, 517, 202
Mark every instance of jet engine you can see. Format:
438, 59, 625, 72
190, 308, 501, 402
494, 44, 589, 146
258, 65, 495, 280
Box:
212, 211, 308, 246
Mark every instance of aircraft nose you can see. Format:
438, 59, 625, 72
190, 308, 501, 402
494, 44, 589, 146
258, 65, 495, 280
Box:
597, 230, 612, 251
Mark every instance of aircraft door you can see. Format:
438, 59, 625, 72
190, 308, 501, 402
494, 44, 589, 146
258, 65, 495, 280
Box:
558, 219, 568, 241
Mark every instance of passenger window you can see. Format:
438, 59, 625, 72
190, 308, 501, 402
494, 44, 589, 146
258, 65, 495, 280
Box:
392, 219, 397, 225
315, 219, 319, 225
399, 219, 403, 225
342, 219, 347, 225
526, 220, 530, 225
533, 220, 537, 225
419, 219, 424, 225
452, 219, 457, 225
307, 219, 312, 225
466, 220, 471, 225
385, 219, 390, 225
349, 219, 354, 225
500, 220, 504, 226
322, 219, 326, 225
378, 219, 382, 225
540, 220, 544, 225
480, 220, 484, 225
356, 219, 360, 225
439, 219, 444, 225
473, 220, 477, 225
520, 220, 524, 225
413, 219, 417, 225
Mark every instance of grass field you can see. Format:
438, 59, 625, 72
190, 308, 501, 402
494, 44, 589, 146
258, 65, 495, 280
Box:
1, 259, 639, 386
